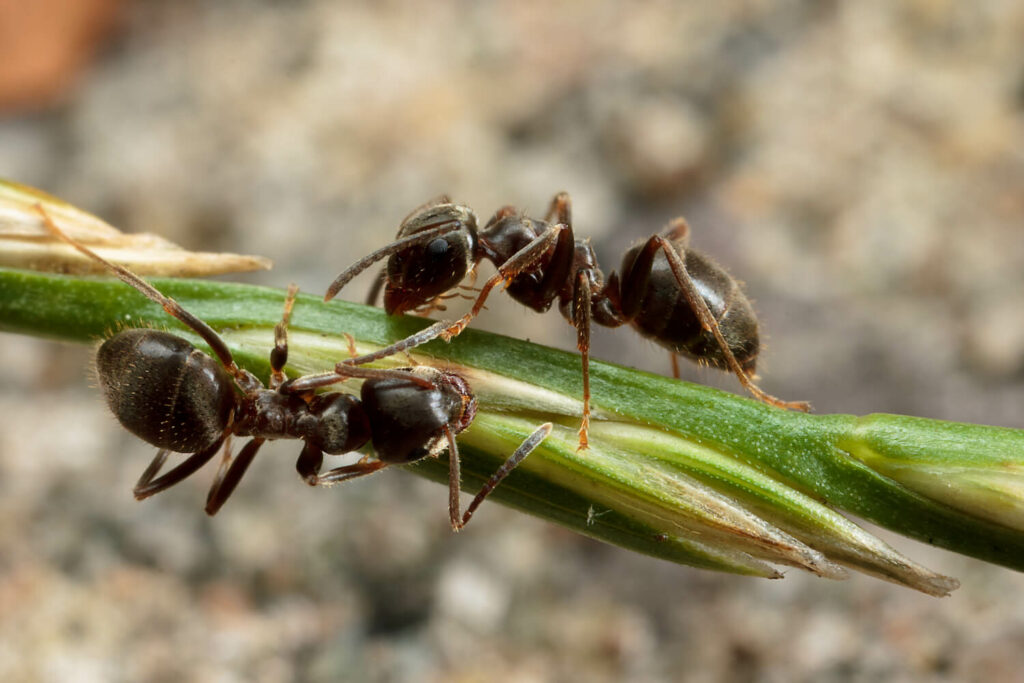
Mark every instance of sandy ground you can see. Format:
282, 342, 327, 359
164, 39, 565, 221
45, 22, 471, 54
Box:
1, 2, 1024, 681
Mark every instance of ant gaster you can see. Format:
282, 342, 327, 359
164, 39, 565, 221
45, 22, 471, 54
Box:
38, 205, 550, 523
325, 193, 810, 450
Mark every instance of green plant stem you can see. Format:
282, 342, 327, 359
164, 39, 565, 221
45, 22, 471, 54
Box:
4, 267, 1024, 594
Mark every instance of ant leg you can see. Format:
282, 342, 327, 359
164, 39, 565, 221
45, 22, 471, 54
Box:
670, 353, 681, 379
133, 437, 226, 501
399, 194, 453, 225
277, 319, 453, 389
295, 442, 323, 482
36, 204, 252, 387
330, 223, 569, 368
324, 221, 466, 302
333, 364, 435, 387
283, 362, 436, 395
482, 205, 519, 230
333, 319, 453, 369
342, 332, 359, 358
297, 442, 389, 485
269, 284, 299, 389
282, 311, 446, 394
365, 268, 387, 306
135, 449, 170, 492
544, 191, 572, 225
302, 224, 568, 384
441, 223, 568, 341
572, 272, 593, 451
208, 434, 234, 495
278, 371, 348, 394
337, 331, 426, 369
205, 438, 265, 515
655, 236, 812, 412
448, 423, 552, 531
660, 215, 692, 246
331, 225, 575, 367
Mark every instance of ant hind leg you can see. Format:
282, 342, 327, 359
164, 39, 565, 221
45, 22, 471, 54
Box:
655, 236, 811, 412
133, 437, 226, 501
205, 438, 266, 515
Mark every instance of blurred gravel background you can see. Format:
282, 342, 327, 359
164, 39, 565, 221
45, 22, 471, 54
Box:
2, 2, 1024, 681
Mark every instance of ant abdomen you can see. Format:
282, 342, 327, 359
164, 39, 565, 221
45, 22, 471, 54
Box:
97, 329, 235, 453
669, 299, 759, 374
621, 242, 761, 374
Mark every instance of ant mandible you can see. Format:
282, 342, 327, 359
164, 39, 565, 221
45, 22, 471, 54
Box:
38, 204, 550, 524
324, 193, 810, 450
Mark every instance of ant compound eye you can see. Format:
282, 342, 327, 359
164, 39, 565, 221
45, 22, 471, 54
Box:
427, 238, 449, 257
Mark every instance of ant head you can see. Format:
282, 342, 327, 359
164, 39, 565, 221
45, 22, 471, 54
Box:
437, 370, 478, 435
360, 367, 477, 465
384, 203, 479, 314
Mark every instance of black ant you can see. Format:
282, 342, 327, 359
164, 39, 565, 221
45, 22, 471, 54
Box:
37, 205, 550, 524
325, 193, 810, 449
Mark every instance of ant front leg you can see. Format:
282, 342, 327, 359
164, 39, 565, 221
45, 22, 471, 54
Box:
571, 271, 594, 451
333, 225, 572, 363
292, 319, 454, 373
441, 223, 569, 341
544, 191, 572, 225
296, 443, 389, 485
282, 362, 436, 395
365, 269, 387, 306
269, 284, 299, 389
446, 423, 552, 531
654, 232, 811, 412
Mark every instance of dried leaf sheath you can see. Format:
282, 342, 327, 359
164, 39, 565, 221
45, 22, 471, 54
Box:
0, 180, 271, 276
